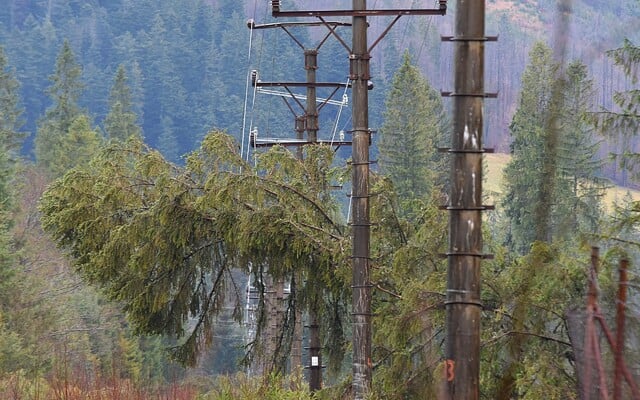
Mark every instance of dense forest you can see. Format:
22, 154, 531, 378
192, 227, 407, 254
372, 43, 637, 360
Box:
1, 0, 640, 399
0, 0, 637, 159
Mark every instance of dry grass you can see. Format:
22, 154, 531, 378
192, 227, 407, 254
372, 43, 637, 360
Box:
0, 369, 198, 400
483, 153, 640, 210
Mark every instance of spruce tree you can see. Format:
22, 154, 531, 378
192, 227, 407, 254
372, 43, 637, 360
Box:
593, 39, 640, 182
0, 53, 23, 369
105, 64, 141, 142
502, 42, 558, 252
504, 43, 604, 252
555, 60, 606, 236
35, 40, 85, 174
57, 115, 102, 174
0, 45, 25, 157
378, 51, 448, 212
39, 132, 349, 367
141, 14, 188, 152
158, 115, 179, 162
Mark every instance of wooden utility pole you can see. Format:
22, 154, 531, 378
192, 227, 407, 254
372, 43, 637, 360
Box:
443, 0, 488, 398
247, 17, 352, 391
304, 47, 322, 392
350, 1, 372, 397
270, 2, 447, 398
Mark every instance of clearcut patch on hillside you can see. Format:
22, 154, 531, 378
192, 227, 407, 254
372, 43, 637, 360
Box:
488, 0, 545, 32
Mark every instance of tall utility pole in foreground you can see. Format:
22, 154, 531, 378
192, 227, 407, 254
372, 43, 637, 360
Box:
349, 0, 371, 396
443, 0, 489, 398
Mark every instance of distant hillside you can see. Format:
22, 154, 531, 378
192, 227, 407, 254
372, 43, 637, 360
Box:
1, 0, 637, 171
484, 153, 640, 209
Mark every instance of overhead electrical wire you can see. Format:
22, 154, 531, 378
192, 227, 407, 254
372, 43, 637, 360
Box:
330, 78, 352, 145
242, 0, 270, 163
240, 23, 255, 160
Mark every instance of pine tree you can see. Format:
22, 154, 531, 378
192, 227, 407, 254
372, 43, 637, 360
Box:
0, 45, 25, 157
104, 64, 141, 142
35, 40, 86, 175
378, 51, 448, 212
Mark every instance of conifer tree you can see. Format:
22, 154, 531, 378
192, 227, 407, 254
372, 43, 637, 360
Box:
0, 145, 22, 372
593, 39, 640, 182
504, 43, 604, 252
0, 62, 26, 370
39, 132, 349, 367
158, 115, 179, 162
503, 42, 559, 252
142, 14, 188, 152
105, 64, 141, 142
0, 46, 25, 157
378, 51, 448, 212
56, 115, 102, 174
555, 60, 606, 236
35, 40, 86, 175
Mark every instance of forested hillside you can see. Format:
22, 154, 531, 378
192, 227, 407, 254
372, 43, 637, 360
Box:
0, 0, 638, 160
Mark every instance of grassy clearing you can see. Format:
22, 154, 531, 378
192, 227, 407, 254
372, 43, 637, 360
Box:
483, 153, 640, 210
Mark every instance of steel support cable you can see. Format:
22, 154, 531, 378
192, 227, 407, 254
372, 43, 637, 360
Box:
262, 28, 279, 140
245, 2, 269, 163
241, 22, 255, 160
330, 78, 351, 145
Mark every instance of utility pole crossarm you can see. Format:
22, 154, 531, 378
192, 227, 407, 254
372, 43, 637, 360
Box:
250, 138, 352, 147
247, 20, 352, 30
270, 0, 447, 16
253, 81, 352, 88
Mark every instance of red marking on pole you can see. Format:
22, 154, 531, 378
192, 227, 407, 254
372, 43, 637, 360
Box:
444, 360, 455, 382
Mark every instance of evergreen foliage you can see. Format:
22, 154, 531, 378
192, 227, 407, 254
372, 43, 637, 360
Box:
503, 42, 604, 252
0, 46, 25, 156
39, 132, 350, 368
593, 38, 640, 182
503, 42, 558, 252
104, 64, 141, 142
369, 182, 448, 398
555, 60, 607, 236
378, 52, 449, 213
0, 145, 22, 373
35, 40, 88, 175
1, 1, 638, 397
480, 241, 586, 399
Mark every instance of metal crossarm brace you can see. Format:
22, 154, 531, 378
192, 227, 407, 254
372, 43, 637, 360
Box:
271, 2, 447, 18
